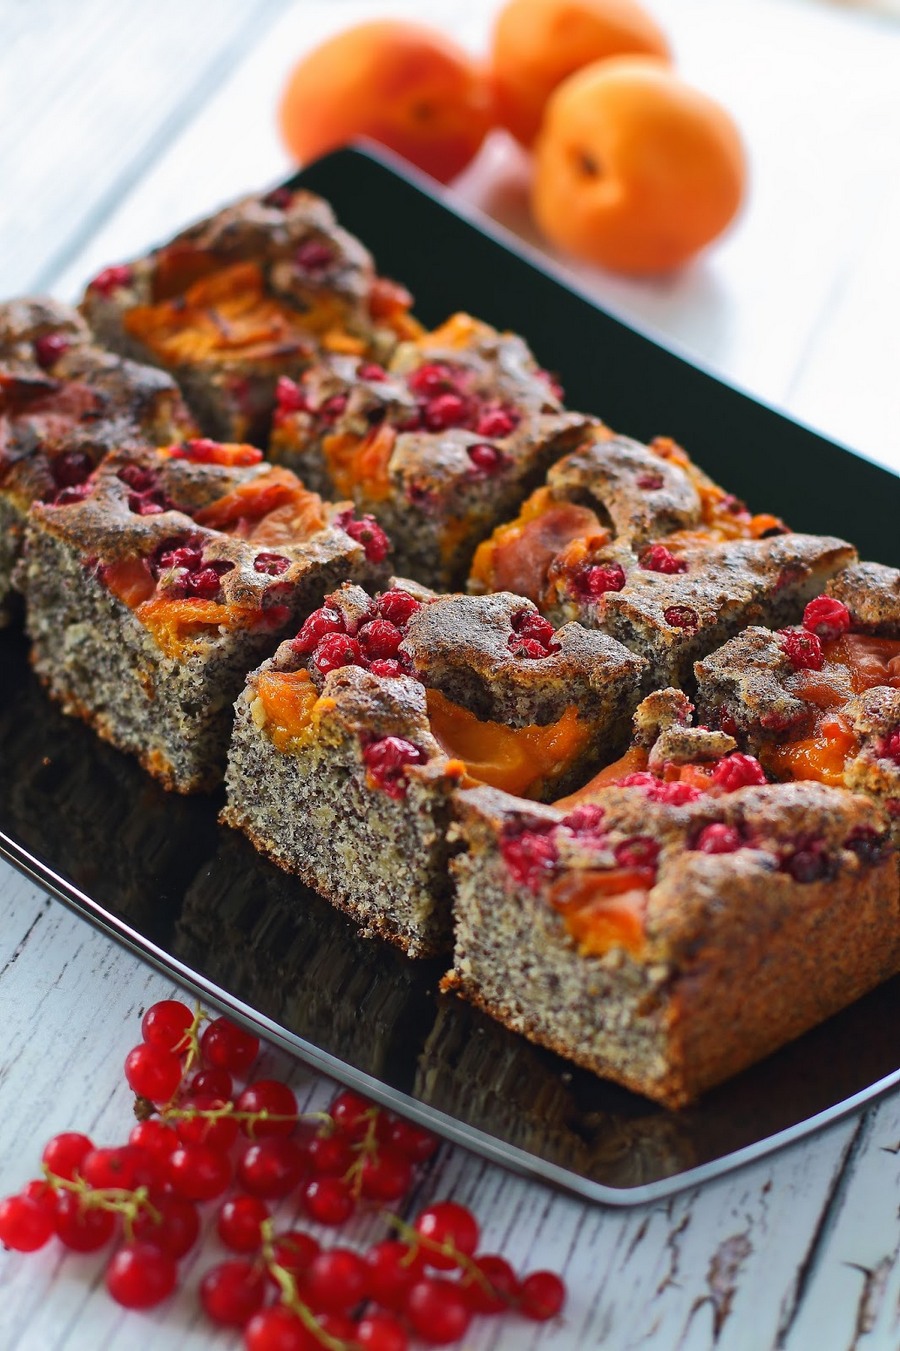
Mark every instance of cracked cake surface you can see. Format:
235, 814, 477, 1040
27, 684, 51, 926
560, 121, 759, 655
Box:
694, 577, 900, 836
222, 579, 649, 956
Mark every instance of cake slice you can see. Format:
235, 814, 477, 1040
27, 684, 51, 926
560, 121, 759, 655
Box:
268, 313, 591, 589
446, 778, 899, 1107
80, 187, 419, 444
19, 440, 389, 791
0, 296, 194, 623
223, 634, 463, 957
694, 569, 900, 833
222, 581, 648, 955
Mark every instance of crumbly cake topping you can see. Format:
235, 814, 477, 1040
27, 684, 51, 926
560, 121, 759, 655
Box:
697, 594, 900, 735
401, 591, 646, 693
252, 579, 645, 802
545, 429, 703, 544
690, 592, 900, 825
270, 581, 645, 726
546, 532, 855, 632
88, 190, 371, 309
0, 296, 92, 368
468, 431, 790, 603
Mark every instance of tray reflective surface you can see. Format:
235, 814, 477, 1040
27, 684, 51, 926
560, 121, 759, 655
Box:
3, 148, 900, 1206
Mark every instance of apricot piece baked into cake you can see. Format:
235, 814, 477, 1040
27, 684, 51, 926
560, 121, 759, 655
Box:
268, 313, 591, 589
80, 187, 419, 444
19, 440, 390, 791
222, 581, 647, 956
0, 296, 194, 623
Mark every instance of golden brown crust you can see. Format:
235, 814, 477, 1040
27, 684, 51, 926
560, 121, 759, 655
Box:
82, 189, 376, 319
544, 533, 856, 687
0, 296, 92, 358
79, 189, 416, 443
0, 308, 195, 506
693, 625, 807, 742
694, 621, 900, 822
269, 317, 593, 589
401, 590, 647, 724
659, 847, 900, 1104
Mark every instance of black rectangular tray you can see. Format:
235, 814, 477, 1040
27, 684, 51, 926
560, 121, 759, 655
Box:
3, 146, 900, 1208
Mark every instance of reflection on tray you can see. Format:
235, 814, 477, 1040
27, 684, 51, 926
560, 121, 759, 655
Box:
4, 623, 900, 1193
0, 630, 217, 936
176, 830, 438, 1090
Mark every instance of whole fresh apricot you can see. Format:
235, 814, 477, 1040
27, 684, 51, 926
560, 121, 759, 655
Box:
490, 0, 671, 147
532, 58, 746, 274
278, 21, 493, 184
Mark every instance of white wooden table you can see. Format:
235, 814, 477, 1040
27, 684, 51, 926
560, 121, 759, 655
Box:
3, 2, 900, 1347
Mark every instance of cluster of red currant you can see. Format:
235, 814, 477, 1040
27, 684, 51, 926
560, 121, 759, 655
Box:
0, 999, 565, 1349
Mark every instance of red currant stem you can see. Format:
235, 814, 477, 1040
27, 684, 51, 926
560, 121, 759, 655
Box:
131, 1004, 210, 1121
266, 1262, 348, 1351
41, 1167, 161, 1240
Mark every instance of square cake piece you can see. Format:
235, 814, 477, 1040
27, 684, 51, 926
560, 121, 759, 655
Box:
80, 187, 419, 445
693, 566, 900, 832
268, 313, 591, 589
19, 440, 389, 791
446, 777, 899, 1107
222, 581, 648, 956
0, 296, 194, 623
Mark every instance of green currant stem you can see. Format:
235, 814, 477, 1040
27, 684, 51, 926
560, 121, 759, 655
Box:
258, 1216, 276, 1252
158, 1103, 334, 1138
132, 1003, 211, 1121
41, 1168, 161, 1241
173, 1002, 208, 1085
384, 1211, 510, 1302
266, 1261, 349, 1351
341, 1109, 380, 1199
